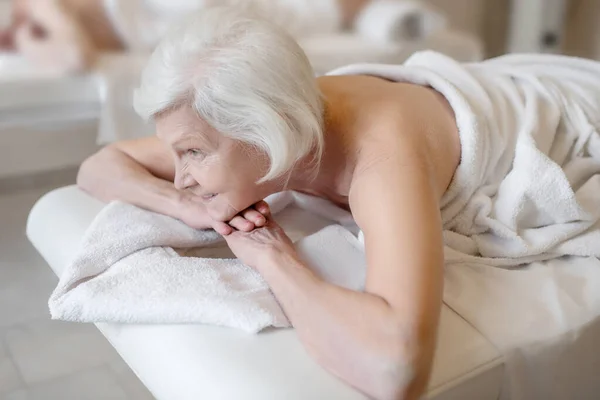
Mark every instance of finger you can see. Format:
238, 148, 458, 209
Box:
254, 200, 271, 216
242, 208, 266, 227
212, 220, 233, 236
228, 215, 255, 232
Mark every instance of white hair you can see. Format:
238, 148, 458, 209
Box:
133, 6, 324, 182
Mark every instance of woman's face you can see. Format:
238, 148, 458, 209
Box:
156, 105, 275, 222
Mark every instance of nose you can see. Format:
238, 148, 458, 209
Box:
174, 167, 196, 190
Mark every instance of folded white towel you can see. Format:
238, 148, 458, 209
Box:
354, 0, 447, 44
49, 192, 365, 333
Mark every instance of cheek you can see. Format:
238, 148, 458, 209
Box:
187, 160, 223, 189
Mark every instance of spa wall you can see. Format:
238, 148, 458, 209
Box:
425, 0, 600, 60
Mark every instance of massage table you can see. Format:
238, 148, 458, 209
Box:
10, 27, 600, 398
27, 186, 505, 400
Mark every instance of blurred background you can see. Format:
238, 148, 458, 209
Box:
0, 0, 597, 399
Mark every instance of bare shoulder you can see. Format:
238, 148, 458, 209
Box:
348, 78, 461, 200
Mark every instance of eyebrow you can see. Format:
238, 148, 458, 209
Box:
171, 132, 212, 153
172, 133, 195, 148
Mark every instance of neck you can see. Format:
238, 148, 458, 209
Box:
284, 86, 351, 204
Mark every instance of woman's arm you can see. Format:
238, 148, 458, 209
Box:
78, 136, 213, 230
225, 134, 444, 399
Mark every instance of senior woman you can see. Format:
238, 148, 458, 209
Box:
78, 7, 459, 400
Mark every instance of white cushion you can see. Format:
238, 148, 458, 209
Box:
27, 186, 503, 400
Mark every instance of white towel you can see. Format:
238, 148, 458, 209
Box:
49, 191, 366, 333
328, 51, 600, 268
354, 0, 447, 44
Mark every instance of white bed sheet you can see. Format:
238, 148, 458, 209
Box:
444, 257, 600, 400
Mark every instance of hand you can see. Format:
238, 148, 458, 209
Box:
215, 200, 270, 236
222, 214, 297, 270
177, 194, 215, 230
178, 193, 270, 235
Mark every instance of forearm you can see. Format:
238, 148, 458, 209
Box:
260, 252, 437, 400
77, 146, 184, 221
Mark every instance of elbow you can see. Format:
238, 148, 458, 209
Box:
370, 322, 436, 400
370, 355, 429, 400
76, 150, 100, 193
76, 155, 92, 192
76, 146, 116, 196
370, 353, 416, 400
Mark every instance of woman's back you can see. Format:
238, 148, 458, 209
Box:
316, 74, 461, 204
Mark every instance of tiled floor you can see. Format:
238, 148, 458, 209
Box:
0, 181, 154, 400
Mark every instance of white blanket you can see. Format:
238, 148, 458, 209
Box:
329, 51, 600, 268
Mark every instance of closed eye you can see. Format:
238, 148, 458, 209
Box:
202, 193, 217, 201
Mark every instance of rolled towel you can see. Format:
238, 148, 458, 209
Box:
354, 0, 447, 44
